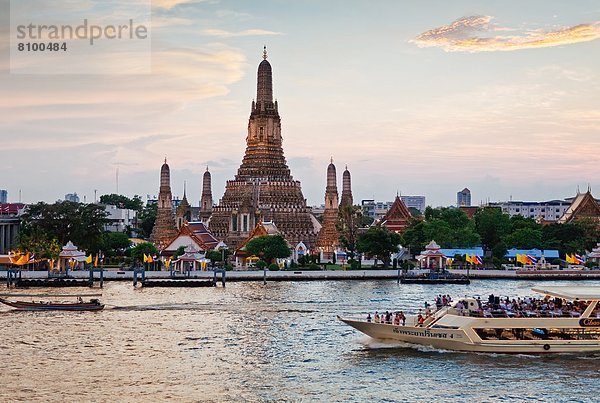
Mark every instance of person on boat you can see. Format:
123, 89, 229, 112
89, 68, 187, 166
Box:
366, 313, 372, 322
417, 314, 424, 326
374, 312, 380, 323
78, 297, 83, 303
399, 311, 406, 326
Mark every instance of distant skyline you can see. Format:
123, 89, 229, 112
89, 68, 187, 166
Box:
1, 0, 599, 207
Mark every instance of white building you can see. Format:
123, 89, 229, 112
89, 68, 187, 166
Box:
488, 199, 573, 221
361, 196, 425, 220
103, 204, 137, 233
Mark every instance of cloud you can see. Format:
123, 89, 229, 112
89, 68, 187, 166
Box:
152, 0, 195, 10
202, 28, 282, 38
412, 16, 600, 52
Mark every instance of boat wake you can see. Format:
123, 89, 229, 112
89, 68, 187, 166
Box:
357, 335, 451, 354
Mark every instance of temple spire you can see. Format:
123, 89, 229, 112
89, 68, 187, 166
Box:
256, 47, 273, 103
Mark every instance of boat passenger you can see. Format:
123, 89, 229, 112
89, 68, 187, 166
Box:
366, 313, 372, 322
399, 311, 406, 326
374, 312, 380, 323
417, 314, 424, 326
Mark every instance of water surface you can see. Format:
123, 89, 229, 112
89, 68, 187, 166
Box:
1, 279, 599, 402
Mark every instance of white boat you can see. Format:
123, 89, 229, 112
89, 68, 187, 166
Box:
338, 286, 600, 354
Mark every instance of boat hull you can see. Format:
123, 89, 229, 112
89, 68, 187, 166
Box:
338, 317, 600, 354
0, 298, 104, 311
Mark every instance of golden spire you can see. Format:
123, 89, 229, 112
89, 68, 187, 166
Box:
263, 45, 268, 60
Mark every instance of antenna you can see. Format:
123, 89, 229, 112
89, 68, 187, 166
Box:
116, 167, 119, 194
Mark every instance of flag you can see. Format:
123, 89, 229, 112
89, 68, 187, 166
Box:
574, 254, 585, 264
517, 254, 528, 265
94, 254, 99, 267
15, 253, 30, 265
85, 255, 92, 264
28, 253, 36, 263
464, 254, 472, 264
566, 253, 574, 264
143, 253, 148, 263
164, 258, 171, 269
473, 255, 483, 265
446, 257, 454, 267
526, 254, 537, 264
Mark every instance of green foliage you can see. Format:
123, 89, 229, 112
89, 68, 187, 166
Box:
297, 255, 307, 267
474, 207, 511, 259
308, 263, 321, 270
356, 225, 401, 267
244, 235, 291, 263
130, 242, 158, 263
402, 208, 480, 250
137, 203, 157, 239
256, 260, 267, 269
348, 259, 360, 270
360, 215, 375, 227
503, 227, 543, 250
20, 201, 109, 252
18, 232, 61, 260
268, 263, 280, 271
99, 232, 131, 257
174, 245, 186, 258
205, 250, 222, 263
100, 194, 144, 211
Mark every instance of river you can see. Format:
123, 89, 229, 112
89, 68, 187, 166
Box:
1, 279, 599, 402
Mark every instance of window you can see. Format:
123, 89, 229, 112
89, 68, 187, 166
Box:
243, 214, 248, 232
231, 214, 238, 231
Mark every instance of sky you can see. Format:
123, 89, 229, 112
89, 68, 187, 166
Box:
0, 0, 599, 207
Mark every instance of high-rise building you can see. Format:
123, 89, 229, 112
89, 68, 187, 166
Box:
65, 193, 80, 203
316, 160, 339, 260
209, 48, 319, 249
0, 190, 7, 204
457, 188, 471, 207
150, 159, 178, 249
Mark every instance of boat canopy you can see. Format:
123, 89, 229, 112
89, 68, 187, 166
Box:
532, 286, 600, 301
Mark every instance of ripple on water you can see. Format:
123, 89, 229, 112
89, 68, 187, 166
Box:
1, 279, 600, 401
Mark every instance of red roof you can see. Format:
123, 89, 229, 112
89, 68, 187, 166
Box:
0, 203, 25, 215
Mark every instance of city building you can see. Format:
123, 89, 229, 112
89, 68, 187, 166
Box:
0, 203, 25, 254
0, 190, 7, 204
489, 199, 573, 222
457, 188, 471, 207
65, 193, 80, 203
316, 160, 340, 261
361, 195, 425, 220
150, 159, 178, 249
208, 48, 320, 249
103, 204, 137, 233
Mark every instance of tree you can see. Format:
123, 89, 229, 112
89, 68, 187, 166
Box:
474, 207, 511, 259
244, 235, 291, 263
337, 204, 362, 259
20, 201, 109, 252
137, 203, 157, 238
99, 232, 132, 257
542, 223, 584, 255
130, 242, 159, 263
503, 227, 543, 250
356, 225, 401, 267
99, 194, 144, 211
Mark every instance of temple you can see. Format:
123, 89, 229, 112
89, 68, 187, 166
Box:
150, 159, 178, 249
199, 167, 213, 223
557, 188, 600, 225
176, 181, 192, 229
208, 48, 320, 249
340, 166, 353, 208
380, 194, 413, 233
316, 160, 340, 260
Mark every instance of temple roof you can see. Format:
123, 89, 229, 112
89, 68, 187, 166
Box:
380, 195, 412, 232
162, 221, 219, 253
235, 221, 284, 253
557, 190, 600, 224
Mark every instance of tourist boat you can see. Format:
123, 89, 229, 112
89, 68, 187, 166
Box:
338, 286, 600, 353
0, 293, 104, 311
